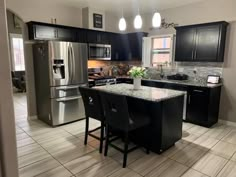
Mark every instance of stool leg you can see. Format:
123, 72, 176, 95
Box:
123, 132, 129, 168
104, 125, 109, 156
84, 117, 89, 145
99, 121, 105, 153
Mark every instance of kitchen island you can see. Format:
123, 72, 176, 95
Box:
94, 83, 186, 153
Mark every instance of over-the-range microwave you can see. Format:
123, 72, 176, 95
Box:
88, 44, 111, 60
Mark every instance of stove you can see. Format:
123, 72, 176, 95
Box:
88, 68, 117, 86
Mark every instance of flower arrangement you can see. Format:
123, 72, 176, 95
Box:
128, 66, 146, 78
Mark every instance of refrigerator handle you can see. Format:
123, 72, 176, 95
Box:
68, 44, 73, 83
70, 44, 75, 82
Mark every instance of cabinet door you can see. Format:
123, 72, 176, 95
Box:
57, 28, 76, 41
110, 33, 121, 61
175, 28, 196, 61
87, 30, 97, 43
76, 29, 87, 43
119, 34, 132, 60
187, 88, 209, 125
194, 25, 220, 62
34, 25, 57, 39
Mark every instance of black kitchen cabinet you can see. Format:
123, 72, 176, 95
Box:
175, 28, 196, 62
111, 32, 148, 61
28, 22, 77, 41
187, 86, 221, 127
57, 27, 76, 41
87, 30, 110, 44
27, 21, 148, 60
29, 24, 57, 40
76, 29, 88, 43
175, 21, 228, 62
110, 33, 123, 61
128, 32, 148, 60
119, 78, 221, 127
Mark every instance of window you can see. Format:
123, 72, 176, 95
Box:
10, 34, 25, 71
151, 35, 174, 67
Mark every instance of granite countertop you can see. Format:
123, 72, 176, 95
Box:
94, 83, 186, 102
116, 76, 222, 88
142, 78, 223, 88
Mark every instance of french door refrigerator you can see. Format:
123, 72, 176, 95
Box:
33, 41, 88, 126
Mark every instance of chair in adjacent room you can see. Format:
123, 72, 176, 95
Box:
100, 91, 150, 168
79, 87, 105, 153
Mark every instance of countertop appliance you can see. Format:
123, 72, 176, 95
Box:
88, 44, 111, 60
88, 67, 116, 86
33, 41, 88, 126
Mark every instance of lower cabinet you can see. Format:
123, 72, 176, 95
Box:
120, 78, 221, 127
187, 86, 221, 127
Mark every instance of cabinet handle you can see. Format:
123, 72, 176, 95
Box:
54, 29, 57, 38
193, 89, 204, 93
188, 95, 191, 104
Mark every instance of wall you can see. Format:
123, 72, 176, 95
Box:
82, 7, 105, 31
6, 10, 21, 34
126, 0, 236, 34
0, 0, 19, 176
127, 0, 236, 122
6, 0, 82, 27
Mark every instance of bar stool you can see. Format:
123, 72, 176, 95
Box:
100, 91, 150, 168
79, 87, 105, 153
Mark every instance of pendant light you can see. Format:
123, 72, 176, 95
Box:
134, 9, 142, 29
119, 10, 127, 31
152, 11, 161, 28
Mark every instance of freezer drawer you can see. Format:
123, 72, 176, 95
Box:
51, 95, 85, 126
50, 84, 87, 98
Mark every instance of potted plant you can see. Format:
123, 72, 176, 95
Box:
128, 66, 146, 90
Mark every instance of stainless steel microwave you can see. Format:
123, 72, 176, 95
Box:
88, 44, 111, 60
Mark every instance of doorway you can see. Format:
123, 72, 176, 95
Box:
7, 10, 28, 119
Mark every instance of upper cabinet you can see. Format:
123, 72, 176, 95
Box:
175, 21, 228, 62
27, 21, 148, 61
113, 32, 148, 61
87, 30, 111, 44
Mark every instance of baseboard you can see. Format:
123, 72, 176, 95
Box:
28, 115, 38, 120
219, 119, 236, 127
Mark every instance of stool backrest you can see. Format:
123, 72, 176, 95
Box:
79, 87, 104, 121
100, 91, 130, 131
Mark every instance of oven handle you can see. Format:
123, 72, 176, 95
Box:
56, 96, 82, 102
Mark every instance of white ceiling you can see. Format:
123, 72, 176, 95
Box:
57, 0, 206, 15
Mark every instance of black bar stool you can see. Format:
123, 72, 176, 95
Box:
100, 91, 150, 168
79, 87, 105, 153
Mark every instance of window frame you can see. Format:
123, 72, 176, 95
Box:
9, 33, 25, 71
150, 34, 175, 67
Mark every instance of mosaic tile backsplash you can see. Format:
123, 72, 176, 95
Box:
88, 60, 223, 82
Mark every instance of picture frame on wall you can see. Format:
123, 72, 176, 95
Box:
93, 13, 103, 29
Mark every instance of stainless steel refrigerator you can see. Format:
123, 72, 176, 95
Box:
33, 41, 88, 126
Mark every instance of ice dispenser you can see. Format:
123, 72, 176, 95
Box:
52, 59, 65, 79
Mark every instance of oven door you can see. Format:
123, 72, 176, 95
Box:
89, 44, 111, 60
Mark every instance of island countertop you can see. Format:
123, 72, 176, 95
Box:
94, 83, 186, 102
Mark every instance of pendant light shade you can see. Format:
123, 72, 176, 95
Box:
134, 14, 142, 29
152, 12, 161, 28
119, 17, 127, 31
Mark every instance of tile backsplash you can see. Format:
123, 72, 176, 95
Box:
88, 60, 223, 82
88, 60, 141, 76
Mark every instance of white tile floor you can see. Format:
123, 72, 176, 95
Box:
14, 93, 236, 177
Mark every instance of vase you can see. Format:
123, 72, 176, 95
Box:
133, 77, 141, 90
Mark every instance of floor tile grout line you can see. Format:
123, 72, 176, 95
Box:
17, 125, 76, 176
214, 158, 231, 177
